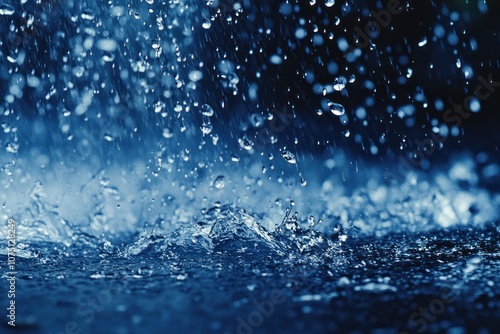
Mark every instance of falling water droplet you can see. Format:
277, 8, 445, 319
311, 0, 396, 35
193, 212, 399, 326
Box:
0, 4, 15, 16
201, 104, 214, 117
333, 77, 347, 91
214, 175, 225, 189
281, 150, 297, 164
300, 175, 307, 187
327, 101, 345, 116
200, 122, 213, 135
325, 0, 335, 7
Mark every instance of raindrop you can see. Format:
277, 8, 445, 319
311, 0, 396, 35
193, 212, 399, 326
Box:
468, 98, 481, 113
201, 104, 214, 117
239, 136, 254, 151
81, 9, 95, 20
325, 0, 335, 8
200, 123, 213, 135
152, 40, 161, 49
0, 4, 15, 16
153, 100, 165, 113
188, 70, 203, 82
418, 37, 427, 47
249, 113, 264, 128
5, 142, 19, 154
269, 55, 283, 65
214, 175, 225, 189
202, 19, 212, 29
281, 150, 297, 164
327, 101, 345, 116
300, 176, 307, 187
162, 128, 174, 138
333, 77, 347, 91
96, 39, 118, 52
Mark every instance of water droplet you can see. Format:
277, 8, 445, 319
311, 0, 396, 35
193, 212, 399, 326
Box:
0, 4, 15, 16
96, 39, 118, 52
300, 176, 307, 187
239, 136, 254, 150
202, 19, 212, 29
269, 55, 283, 65
201, 104, 214, 117
5, 142, 19, 154
214, 175, 225, 189
333, 77, 347, 91
153, 100, 165, 113
152, 40, 161, 49
325, 0, 335, 8
281, 150, 297, 164
200, 122, 213, 135
162, 128, 174, 138
308, 215, 316, 227
327, 101, 345, 116
189, 70, 203, 82
249, 113, 264, 128
81, 9, 95, 20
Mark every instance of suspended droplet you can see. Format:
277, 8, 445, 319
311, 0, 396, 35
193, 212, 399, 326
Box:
202, 19, 212, 29
188, 70, 203, 82
5, 142, 19, 153
214, 175, 225, 189
152, 40, 161, 49
325, 0, 335, 7
200, 122, 213, 135
327, 101, 345, 116
0, 4, 15, 16
300, 176, 307, 187
333, 77, 347, 91
153, 100, 165, 113
249, 113, 264, 127
201, 104, 214, 117
162, 128, 174, 138
281, 150, 297, 164
418, 37, 427, 47
81, 9, 95, 20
